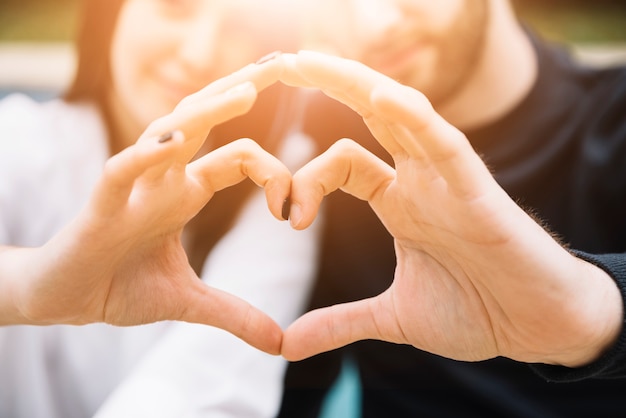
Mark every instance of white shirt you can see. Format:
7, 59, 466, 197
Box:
0, 94, 320, 418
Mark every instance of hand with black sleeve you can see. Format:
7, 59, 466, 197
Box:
278, 50, 625, 370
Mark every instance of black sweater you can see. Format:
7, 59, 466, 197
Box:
280, 34, 626, 418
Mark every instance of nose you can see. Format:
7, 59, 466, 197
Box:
355, 0, 404, 41
177, 16, 223, 77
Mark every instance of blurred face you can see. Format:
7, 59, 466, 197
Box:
108, 0, 302, 145
303, 0, 489, 106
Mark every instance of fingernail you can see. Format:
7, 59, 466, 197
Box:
255, 50, 282, 65
157, 131, 174, 143
289, 203, 302, 227
281, 197, 291, 221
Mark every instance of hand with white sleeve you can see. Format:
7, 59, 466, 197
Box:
0, 58, 288, 355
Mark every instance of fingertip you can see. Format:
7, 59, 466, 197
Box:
281, 52, 298, 66
236, 318, 284, 356
288, 202, 306, 229
287, 176, 323, 229
281, 308, 342, 360
280, 346, 308, 362
251, 320, 283, 356
281, 324, 315, 362
276, 53, 309, 88
262, 173, 292, 222
102, 131, 179, 187
281, 196, 316, 229
186, 286, 284, 355
228, 318, 283, 356
280, 308, 341, 361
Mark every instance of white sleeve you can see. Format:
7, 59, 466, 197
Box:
94, 133, 322, 418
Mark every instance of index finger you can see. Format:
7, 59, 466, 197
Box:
371, 87, 494, 199
279, 50, 394, 115
289, 138, 395, 229
176, 52, 284, 109
188, 138, 292, 221
139, 81, 260, 164
279, 51, 408, 157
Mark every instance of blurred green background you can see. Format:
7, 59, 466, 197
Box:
0, 0, 625, 43
513, 0, 626, 43
0, 0, 79, 42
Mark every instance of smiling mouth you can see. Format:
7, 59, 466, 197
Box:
159, 78, 202, 104
367, 46, 421, 76
154, 69, 203, 102
360, 33, 425, 73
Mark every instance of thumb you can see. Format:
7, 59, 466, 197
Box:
180, 285, 284, 355
282, 296, 391, 361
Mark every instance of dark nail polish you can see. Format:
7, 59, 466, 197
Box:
158, 131, 174, 143
282, 197, 291, 221
256, 51, 281, 65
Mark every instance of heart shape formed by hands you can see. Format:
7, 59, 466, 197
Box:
11, 50, 619, 370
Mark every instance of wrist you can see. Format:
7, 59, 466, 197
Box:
0, 246, 26, 324
553, 257, 623, 367
0, 245, 47, 325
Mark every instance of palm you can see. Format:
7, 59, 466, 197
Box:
376, 139, 587, 361
375, 160, 504, 361
73, 158, 219, 326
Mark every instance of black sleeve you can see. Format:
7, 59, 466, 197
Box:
530, 251, 626, 381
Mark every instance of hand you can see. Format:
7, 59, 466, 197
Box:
1, 58, 289, 355
279, 51, 623, 366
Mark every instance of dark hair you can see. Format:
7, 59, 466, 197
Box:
63, 0, 296, 273
64, 0, 124, 106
